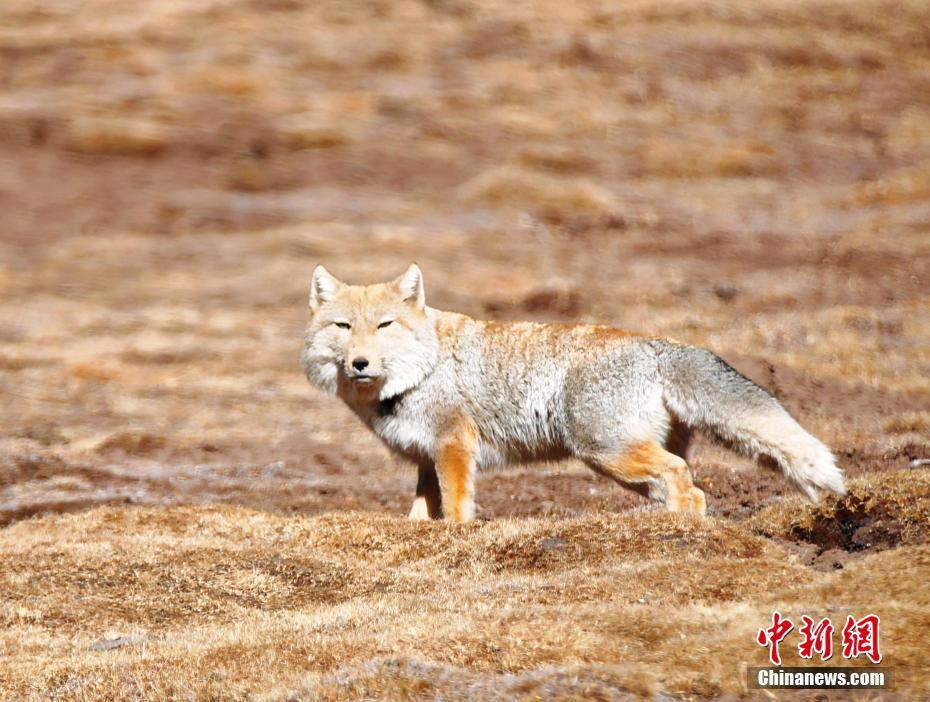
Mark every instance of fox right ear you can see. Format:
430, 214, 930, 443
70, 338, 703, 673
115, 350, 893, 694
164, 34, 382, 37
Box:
394, 263, 425, 309
309, 265, 342, 311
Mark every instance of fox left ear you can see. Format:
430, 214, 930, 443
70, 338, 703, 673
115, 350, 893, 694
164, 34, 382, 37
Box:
309, 265, 343, 312
394, 263, 425, 309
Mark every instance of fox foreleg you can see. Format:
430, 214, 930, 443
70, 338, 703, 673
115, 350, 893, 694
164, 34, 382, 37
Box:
408, 463, 443, 520
433, 418, 479, 523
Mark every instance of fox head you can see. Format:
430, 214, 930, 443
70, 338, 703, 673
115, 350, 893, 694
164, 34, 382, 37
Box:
302, 264, 439, 401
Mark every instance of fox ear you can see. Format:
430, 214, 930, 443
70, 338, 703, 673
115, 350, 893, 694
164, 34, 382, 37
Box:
394, 263, 425, 309
309, 265, 342, 312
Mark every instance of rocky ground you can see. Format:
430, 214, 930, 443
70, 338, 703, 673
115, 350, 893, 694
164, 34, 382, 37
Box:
0, 0, 928, 699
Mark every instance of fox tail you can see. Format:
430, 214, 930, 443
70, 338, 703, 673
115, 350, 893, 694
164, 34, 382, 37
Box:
655, 342, 846, 502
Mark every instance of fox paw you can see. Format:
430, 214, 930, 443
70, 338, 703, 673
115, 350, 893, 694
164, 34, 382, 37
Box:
686, 487, 707, 516
668, 486, 707, 516
408, 496, 431, 521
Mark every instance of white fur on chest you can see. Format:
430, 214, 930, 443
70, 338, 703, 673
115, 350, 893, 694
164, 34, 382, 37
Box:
373, 413, 507, 470
370, 410, 437, 462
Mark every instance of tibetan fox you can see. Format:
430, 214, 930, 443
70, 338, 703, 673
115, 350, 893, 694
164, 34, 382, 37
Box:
302, 264, 846, 522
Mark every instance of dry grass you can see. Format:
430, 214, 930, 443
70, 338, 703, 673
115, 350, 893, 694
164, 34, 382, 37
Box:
457, 166, 619, 218
65, 118, 169, 156
2, 471, 927, 700
1, 0, 929, 698
640, 137, 779, 179
883, 412, 930, 436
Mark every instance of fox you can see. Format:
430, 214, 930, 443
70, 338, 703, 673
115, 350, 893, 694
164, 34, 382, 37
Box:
302, 264, 846, 522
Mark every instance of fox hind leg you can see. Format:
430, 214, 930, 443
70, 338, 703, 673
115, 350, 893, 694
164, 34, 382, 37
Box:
588, 440, 706, 515
664, 417, 692, 461
661, 421, 703, 511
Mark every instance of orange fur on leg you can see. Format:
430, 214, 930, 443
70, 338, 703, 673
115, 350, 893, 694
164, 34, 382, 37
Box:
593, 440, 706, 515
434, 418, 478, 522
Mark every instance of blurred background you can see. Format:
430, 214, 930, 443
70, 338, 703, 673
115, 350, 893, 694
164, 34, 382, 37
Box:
1, 0, 928, 524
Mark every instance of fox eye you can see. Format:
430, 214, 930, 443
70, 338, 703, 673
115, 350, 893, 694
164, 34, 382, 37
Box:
377, 320, 394, 329
334, 321, 351, 330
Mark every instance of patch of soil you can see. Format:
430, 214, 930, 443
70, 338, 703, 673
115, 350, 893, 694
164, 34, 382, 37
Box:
690, 459, 790, 520
749, 471, 930, 571
789, 494, 905, 553
475, 469, 646, 519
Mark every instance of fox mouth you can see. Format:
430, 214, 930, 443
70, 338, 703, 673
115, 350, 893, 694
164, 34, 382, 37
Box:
345, 371, 381, 384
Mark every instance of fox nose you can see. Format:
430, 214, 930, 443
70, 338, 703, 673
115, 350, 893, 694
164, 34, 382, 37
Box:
351, 357, 369, 372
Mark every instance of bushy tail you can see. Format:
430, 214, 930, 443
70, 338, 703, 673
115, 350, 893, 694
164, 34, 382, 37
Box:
654, 342, 846, 502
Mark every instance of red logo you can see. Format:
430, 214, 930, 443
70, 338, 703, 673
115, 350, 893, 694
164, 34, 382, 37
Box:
757, 611, 794, 665
756, 613, 882, 665
841, 614, 882, 664
798, 615, 835, 661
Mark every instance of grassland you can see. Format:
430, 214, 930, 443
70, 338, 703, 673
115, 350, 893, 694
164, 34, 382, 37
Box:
0, 0, 928, 699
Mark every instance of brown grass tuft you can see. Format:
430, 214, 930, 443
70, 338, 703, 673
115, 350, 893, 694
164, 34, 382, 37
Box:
66, 118, 169, 156
749, 470, 930, 555
303, 659, 654, 701
458, 166, 617, 217
883, 412, 930, 435
275, 114, 354, 150
640, 137, 779, 179
516, 145, 598, 175
93, 431, 167, 456
851, 164, 930, 206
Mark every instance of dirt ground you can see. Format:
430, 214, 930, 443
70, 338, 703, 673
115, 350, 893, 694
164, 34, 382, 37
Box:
1, 0, 929, 699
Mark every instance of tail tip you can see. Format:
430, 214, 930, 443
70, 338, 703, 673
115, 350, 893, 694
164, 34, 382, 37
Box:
800, 459, 847, 503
